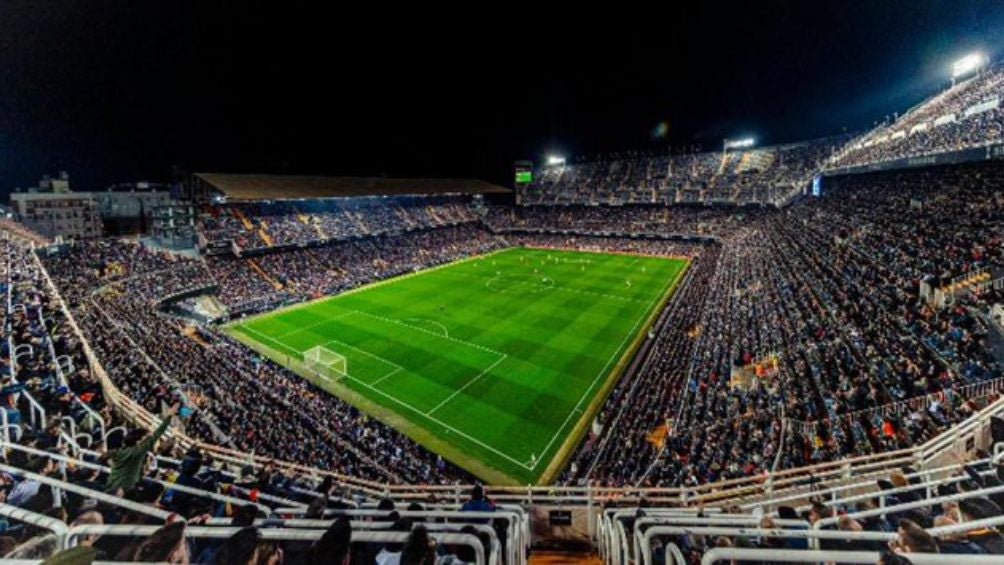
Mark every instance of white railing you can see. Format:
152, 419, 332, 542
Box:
645, 512, 1004, 565
701, 548, 1004, 565
62, 526, 493, 565
268, 507, 527, 565
0, 503, 69, 538
813, 482, 1004, 540
786, 376, 1004, 435
0, 462, 171, 521
0, 442, 276, 514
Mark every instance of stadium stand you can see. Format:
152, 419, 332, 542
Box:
2, 225, 532, 563
198, 195, 481, 254
829, 64, 1004, 170
4, 62, 1004, 564
3, 156, 1002, 560
519, 136, 849, 207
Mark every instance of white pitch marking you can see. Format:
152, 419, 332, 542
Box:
528, 287, 667, 470
426, 354, 508, 416
405, 318, 450, 338
271, 310, 357, 339
238, 316, 534, 471
352, 310, 506, 357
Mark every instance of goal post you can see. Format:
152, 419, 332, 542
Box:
303, 345, 347, 381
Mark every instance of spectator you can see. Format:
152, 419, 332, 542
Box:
105, 404, 178, 494
399, 526, 437, 565
889, 519, 939, 554
303, 516, 351, 565
461, 485, 496, 513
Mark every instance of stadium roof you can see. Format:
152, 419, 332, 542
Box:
193, 173, 510, 201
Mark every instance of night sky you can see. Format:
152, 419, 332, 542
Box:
2, 0, 1003, 196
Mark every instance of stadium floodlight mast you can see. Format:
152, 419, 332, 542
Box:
546, 155, 566, 166
952, 52, 986, 81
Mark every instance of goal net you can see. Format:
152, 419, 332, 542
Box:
303, 345, 348, 381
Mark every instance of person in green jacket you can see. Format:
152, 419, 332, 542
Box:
105, 404, 179, 494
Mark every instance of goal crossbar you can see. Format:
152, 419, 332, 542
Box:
303, 345, 347, 380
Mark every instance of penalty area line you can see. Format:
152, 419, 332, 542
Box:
239, 318, 532, 472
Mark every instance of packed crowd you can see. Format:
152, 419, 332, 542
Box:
39, 238, 480, 485
486, 204, 763, 240
2, 236, 513, 561
8, 157, 1002, 502
620, 460, 1004, 564
199, 195, 477, 252
563, 160, 1003, 487
0, 234, 240, 558
518, 66, 1004, 210
832, 65, 1004, 168
519, 136, 847, 207
8, 217, 1003, 563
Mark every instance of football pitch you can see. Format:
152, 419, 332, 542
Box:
226, 247, 688, 485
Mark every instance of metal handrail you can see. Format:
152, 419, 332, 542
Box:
741, 456, 995, 511
794, 465, 999, 513
812, 482, 1004, 548
628, 517, 810, 565
642, 526, 895, 565
0, 503, 69, 537
271, 507, 525, 565
197, 518, 503, 565
0, 442, 272, 513
656, 514, 1004, 565
702, 547, 1004, 564
664, 542, 686, 565
0, 462, 171, 521
63, 525, 490, 565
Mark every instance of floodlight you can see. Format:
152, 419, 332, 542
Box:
952, 52, 986, 78
724, 138, 755, 150
547, 155, 566, 166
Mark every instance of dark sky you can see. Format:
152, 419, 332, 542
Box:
2, 0, 1003, 195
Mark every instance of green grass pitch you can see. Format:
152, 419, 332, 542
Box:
226, 247, 688, 485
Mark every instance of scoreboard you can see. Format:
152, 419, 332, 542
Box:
514, 160, 534, 187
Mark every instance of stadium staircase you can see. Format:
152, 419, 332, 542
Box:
312, 221, 326, 240
247, 258, 283, 290
717, 152, 736, 173
426, 205, 444, 225
232, 207, 255, 230
256, 221, 275, 247
290, 207, 328, 240
530, 551, 603, 565
737, 149, 776, 172
348, 209, 370, 234
182, 324, 211, 347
